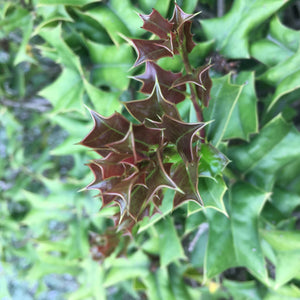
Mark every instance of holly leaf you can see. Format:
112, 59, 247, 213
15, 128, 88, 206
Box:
172, 65, 212, 106
159, 114, 205, 163
172, 160, 202, 208
204, 183, 269, 284
191, 176, 228, 215
198, 143, 230, 178
170, 3, 197, 31
125, 81, 180, 122
131, 39, 173, 66
228, 115, 300, 191
201, 0, 287, 58
79, 110, 130, 152
134, 61, 186, 103
203, 74, 244, 147
251, 16, 300, 111
139, 8, 173, 39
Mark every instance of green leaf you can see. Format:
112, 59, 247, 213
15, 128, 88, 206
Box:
155, 216, 186, 266
270, 188, 300, 217
39, 68, 84, 113
223, 280, 261, 300
251, 16, 300, 111
203, 74, 243, 147
204, 183, 269, 283
198, 143, 230, 178
38, 25, 82, 73
228, 115, 300, 191
198, 176, 228, 215
83, 79, 121, 116
14, 19, 35, 65
104, 251, 150, 287
204, 208, 237, 279
138, 0, 171, 16
34, 5, 73, 34
85, 6, 131, 46
264, 285, 300, 300
224, 71, 258, 140
36, 0, 97, 6
261, 230, 300, 287
110, 0, 144, 37
229, 183, 269, 282
0, 6, 31, 37
201, 0, 287, 58
261, 230, 300, 252
86, 40, 134, 90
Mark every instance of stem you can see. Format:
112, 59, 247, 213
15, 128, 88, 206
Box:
181, 46, 203, 123
180, 42, 206, 138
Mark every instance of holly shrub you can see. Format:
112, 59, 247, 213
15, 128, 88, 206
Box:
1, 1, 300, 299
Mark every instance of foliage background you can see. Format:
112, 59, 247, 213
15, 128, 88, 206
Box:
1, 0, 300, 299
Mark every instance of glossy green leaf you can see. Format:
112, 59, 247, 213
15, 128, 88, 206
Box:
264, 285, 300, 300
199, 176, 227, 215
86, 40, 134, 90
268, 69, 300, 112
251, 15, 300, 67
85, 6, 131, 45
188, 176, 227, 215
14, 19, 35, 65
138, 0, 171, 16
201, 0, 287, 58
261, 230, 300, 287
223, 280, 261, 300
198, 143, 230, 178
38, 25, 82, 73
251, 16, 300, 111
261, 230, 300, 252
110, 0, 144, 36
270, 188, 300, 217
83, 79, 121, 116
37, 0, 97, 6
104, 251, 150, 287
224, 71, 258, 140
155, 216, 185, 266
0, 7, 31, 37
39, 68, 84, 112
143, 265, 192, 300
229, 115, 300, 191
204, 208, 237, 279
203, 74, 243, 147
34, 5, 73, 34
205, 183, 269, 283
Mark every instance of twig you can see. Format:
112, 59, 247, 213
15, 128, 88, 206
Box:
188, 222, 209, 252
217, 0, 225, 17
0, 97, 51, 112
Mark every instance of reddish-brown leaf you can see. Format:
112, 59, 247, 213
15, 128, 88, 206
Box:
131, 39, 173, 66
134, 61, 186, 104
140, 9, 173, 39
172, 65, 212, 106
125, 81, 181, 122
172, 160, 203, 208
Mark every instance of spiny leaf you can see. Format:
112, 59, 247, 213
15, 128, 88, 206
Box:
134, 61, 186, 104
79, 110, 130, 153
124, 81, 181, 122
172, 160, 202, 208
149, 114, 205, 163
170, 3, 197, 31
139, 8, 173, 39
172, 64, 212, 106
131, 39, 173, 66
